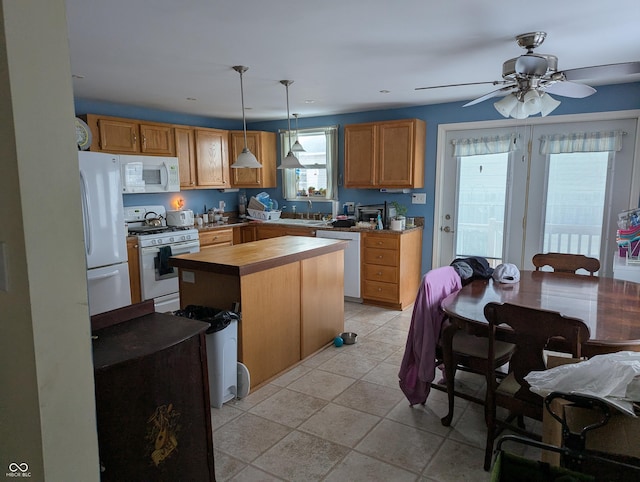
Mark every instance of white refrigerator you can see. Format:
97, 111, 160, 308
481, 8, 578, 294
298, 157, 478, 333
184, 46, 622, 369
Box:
79, 151, 131, 315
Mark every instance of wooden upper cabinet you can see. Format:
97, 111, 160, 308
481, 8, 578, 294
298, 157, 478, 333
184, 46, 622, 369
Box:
229, 131, 277, 188
195, 128, 230, 188
344, 123, 377, 187
83, 114, 175, 156
175, 127, 197, 188
139, 123, 175, 155
344, 119, 425, 189
96, 118, 139, 153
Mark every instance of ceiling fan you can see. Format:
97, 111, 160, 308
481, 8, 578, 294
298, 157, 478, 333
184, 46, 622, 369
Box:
416, 32, 640, 119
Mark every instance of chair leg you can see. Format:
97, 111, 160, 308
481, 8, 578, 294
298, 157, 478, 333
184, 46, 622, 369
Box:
484, 400, 496, 471
440, 323, 458, 427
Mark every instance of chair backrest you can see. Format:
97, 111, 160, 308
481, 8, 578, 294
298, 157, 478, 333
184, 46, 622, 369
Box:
484, 302, 590, 402
532, 252, 600, 276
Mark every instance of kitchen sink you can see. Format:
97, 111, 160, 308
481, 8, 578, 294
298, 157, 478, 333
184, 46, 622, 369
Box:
269, 218, 330, 227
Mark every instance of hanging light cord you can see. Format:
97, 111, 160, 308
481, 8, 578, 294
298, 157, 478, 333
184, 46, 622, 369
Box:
284, 80, 294, 152
234, 65, 250, 151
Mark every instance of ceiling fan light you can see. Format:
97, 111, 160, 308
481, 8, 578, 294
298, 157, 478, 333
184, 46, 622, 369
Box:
539, 92, 561, 117
231, 147, 262, 168
522, 90, 542, 116
277, 151, 305, 169
494, 93, 519, 118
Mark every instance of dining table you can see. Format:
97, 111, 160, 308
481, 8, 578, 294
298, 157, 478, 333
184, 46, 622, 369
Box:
437, 270, 640, 425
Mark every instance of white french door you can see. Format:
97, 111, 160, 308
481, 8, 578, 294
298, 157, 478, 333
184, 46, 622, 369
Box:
435, 115, 639, 277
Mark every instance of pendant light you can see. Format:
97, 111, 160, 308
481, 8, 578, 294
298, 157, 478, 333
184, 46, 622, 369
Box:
231, 65, 262, 169
291, 113, 306, 152
277, 80, 305, 169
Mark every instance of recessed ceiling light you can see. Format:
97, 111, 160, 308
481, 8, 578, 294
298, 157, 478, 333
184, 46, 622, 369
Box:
304, 99, 315, 104
380, 90, 390, 94
72, 74, 85, 79
186, 97, 197, 101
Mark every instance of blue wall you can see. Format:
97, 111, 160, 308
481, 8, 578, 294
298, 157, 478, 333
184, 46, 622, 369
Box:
76, 82, 640, 275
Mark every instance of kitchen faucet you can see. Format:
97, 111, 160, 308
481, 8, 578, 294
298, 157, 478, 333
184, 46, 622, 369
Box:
307, 198, 313, 219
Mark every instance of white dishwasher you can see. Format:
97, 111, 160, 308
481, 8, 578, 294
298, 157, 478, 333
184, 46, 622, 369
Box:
316, 230, 361, 301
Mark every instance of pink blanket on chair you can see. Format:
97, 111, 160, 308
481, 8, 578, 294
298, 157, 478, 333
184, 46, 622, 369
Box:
398, 266, 461, 405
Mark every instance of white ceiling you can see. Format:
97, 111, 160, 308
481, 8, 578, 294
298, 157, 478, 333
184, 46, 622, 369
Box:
65, 0, 640, 122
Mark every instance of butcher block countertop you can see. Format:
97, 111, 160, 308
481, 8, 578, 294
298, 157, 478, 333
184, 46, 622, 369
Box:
169, 235, 347, 276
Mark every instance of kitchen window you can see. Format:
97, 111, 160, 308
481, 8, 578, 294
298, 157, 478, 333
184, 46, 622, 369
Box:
280, 125, 338, 201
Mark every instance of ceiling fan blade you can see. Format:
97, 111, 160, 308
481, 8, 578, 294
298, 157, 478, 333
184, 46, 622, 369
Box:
543, 81, 597, 98
515, 54, 548, 76
415, 81, 502, 91
562, 61, 640, 81
463, 85, 516, 107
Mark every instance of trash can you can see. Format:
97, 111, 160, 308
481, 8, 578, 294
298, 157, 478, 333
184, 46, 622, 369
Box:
174, 305, 240, 408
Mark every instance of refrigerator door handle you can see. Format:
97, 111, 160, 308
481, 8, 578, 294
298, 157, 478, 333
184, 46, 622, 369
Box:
87, 269, 120, 281
80, 171, 92, 255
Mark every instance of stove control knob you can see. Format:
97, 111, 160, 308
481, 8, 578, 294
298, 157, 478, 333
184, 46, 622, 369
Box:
156, 239, 163, 245
169, 236, 175, 243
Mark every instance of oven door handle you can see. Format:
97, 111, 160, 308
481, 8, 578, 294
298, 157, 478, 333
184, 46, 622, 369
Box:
140, 241, 200, 256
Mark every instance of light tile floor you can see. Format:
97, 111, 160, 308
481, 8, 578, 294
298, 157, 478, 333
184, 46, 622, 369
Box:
211, 301, 540, 481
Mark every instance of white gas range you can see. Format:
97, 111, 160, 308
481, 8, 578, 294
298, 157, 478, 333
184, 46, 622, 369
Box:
125, 205, 200, 312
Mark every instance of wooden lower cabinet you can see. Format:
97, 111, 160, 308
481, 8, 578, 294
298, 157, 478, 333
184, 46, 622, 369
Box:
199, 228, 233, 250
126, 236, 141, 304
255, 224, 317, 240
235, 225, 257, 244
361, 229, 422, 310
92, 305, 214, 481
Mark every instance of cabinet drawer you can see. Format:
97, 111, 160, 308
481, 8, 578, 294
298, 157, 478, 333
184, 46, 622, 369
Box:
199, 229, 233, 247
362, 280, 399, 302
363, 247, 398, 266
363, 263, 398, 283
363, 235, 400, 250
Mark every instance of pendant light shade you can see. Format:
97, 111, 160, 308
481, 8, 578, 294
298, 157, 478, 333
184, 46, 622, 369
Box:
291, 113, 306, 152
277, 80, 305, 170
231, 65, 262, 169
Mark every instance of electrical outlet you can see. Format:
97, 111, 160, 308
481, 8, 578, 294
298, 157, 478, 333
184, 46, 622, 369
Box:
345, 202, 355, 213
412, 193, 426, 204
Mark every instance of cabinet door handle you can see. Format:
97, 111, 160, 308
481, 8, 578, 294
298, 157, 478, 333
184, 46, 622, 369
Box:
142, 135, 147, 147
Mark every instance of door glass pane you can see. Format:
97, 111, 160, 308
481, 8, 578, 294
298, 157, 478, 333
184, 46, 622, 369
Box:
456, 153, 509, 265
543, 152, 608, 258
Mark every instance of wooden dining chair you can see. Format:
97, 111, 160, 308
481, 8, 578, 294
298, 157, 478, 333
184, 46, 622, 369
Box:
532, 252, 600, 276
482, 302, 591, 471
399, 267, 514, 426
436, 321, 515, 426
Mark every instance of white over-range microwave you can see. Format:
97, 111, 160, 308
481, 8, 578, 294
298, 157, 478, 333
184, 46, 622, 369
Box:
120, 155, 180, 193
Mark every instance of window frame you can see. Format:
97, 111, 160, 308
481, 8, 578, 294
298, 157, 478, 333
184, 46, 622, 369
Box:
280, 125, 338, 202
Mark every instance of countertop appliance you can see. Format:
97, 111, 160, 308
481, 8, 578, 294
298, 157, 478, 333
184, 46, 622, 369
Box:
316, 230, 361, 300
79, 151, 131, 315
166, 209, 195, 227
355, 202, 395, 228
125, 205, 199, 312
119, 155, 180, 193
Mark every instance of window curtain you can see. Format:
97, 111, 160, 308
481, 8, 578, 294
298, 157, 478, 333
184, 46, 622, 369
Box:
452, 133, 519, 157
539, 130, 626, 154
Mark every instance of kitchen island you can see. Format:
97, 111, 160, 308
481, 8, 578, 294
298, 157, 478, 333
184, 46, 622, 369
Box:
170, 236, 347, 388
